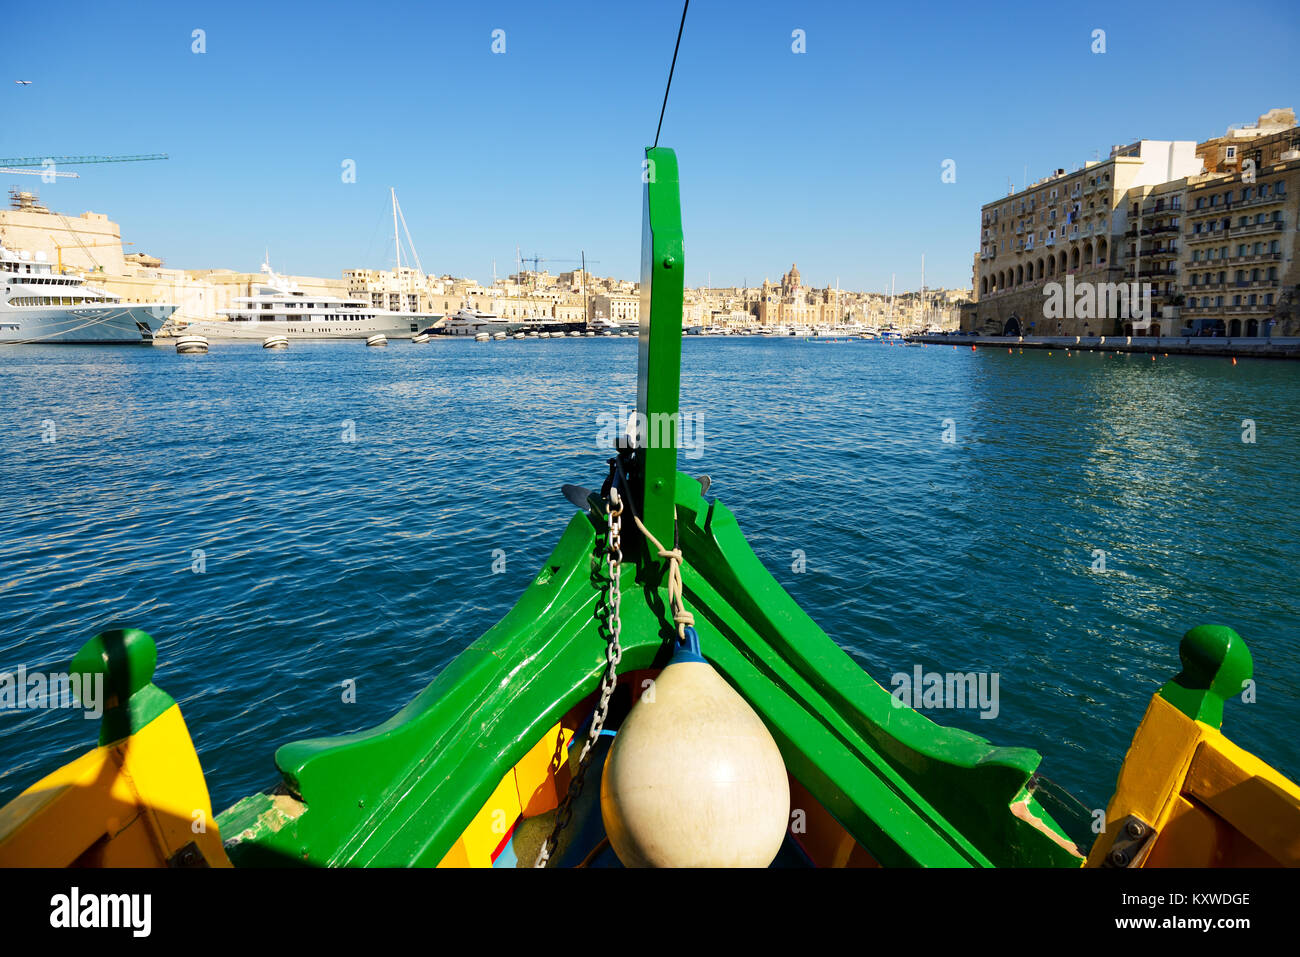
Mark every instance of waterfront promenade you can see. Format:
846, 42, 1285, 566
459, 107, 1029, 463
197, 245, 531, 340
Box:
919, 334, 1300, 359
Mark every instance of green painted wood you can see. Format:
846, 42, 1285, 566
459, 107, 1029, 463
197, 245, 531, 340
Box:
221, 474, 1079, 867
635, 146, 685, 553
70, 628, 174, 747
1159, 624, 1253, 728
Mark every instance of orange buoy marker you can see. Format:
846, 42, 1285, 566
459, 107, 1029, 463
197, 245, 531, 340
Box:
970, 344, 976, 351
1232, 357, 1238, 365
602, 627, 790, 867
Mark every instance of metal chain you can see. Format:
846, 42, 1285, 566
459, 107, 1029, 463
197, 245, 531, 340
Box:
534, 486, 624, 867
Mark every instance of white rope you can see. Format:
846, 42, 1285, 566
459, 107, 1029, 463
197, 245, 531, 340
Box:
631, 513, 695, 640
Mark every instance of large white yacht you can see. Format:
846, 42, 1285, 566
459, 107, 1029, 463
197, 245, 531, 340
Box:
0, 245, 173, 344
428, 303, 523, 337
172, 260, 441, 341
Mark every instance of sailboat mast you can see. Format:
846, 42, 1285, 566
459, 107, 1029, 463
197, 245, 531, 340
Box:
392, 187, 401, 275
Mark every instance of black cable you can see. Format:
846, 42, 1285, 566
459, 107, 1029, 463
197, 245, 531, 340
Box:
653, 0, 690, 148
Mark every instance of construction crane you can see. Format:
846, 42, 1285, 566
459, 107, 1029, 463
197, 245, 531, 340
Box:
514, 248, 598, 277
515, 253, 599, 272
0, 154, 168, 168
0, 154, 166, 181
49, 236, 134, 274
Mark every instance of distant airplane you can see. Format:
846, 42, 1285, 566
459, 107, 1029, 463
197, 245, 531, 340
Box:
15, 80, 32, 85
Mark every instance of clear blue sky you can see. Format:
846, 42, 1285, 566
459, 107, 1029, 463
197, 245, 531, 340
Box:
7, 0, 1298, 292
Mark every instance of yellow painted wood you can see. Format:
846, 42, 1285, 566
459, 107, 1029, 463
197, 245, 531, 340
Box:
1186, 733, 1300, 864
1088, 693, 1300, 867
0, 704, 229, 867
438, 762, 522, 867
437, 721, 571, 867
513, 723, 573, 818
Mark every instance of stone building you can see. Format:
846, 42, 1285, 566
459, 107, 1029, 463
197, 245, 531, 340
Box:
1181, 145, 1300, 336
966, 141, 1202, 336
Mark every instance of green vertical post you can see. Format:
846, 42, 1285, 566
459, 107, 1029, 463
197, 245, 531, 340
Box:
636, 146, 685, 552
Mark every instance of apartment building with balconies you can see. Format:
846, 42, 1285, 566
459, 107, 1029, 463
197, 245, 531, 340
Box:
967, 140, 1201, 336
1182, 147, 1299, 337
1118, 178, 1187, 333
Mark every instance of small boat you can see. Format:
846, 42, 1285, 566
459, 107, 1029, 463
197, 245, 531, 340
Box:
174, 334, 209, 354
262, 335, 289, 350
365, 334, 388, 348
3, 147, 1298, 870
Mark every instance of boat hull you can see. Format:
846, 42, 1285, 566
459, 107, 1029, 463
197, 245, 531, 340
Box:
217, 472, 1084, 868
0, 304, 171, 344
174, 315, 430, 341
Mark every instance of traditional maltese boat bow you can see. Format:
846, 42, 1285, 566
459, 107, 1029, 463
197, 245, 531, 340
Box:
2, 147, 1298, 869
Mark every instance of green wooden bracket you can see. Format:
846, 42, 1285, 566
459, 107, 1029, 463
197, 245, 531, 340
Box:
71, 627, 175, 746
1158, 624, 1253, 729
635, 146, 685, 554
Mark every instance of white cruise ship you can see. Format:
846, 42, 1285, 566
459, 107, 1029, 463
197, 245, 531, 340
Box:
174, 260, 441, 341
0, 245, 173, 344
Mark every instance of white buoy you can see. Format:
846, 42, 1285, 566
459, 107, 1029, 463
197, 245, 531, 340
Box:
514, 332, 526, 340
539, 331, 551, 339
601, 629, 789, 867
493, 331, 507, 340
262, 335, 289, 350
175, 334, 208, 354
412, 332, 431, 344
366, 333, 388, 348
474, 332, 490, 343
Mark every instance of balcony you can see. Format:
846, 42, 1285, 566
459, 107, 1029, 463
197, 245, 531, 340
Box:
1235, 192, 1287, 210
1233, 220, 1285, 237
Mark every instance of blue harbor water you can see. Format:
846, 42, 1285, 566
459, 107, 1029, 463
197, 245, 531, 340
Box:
1, 338, 1298, 820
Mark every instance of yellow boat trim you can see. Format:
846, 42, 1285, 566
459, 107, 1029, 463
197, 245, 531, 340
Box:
0, 704, 230, 868
1088, 694, 1300, 867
